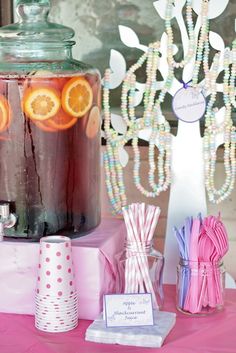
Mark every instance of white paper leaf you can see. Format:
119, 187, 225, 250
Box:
158, 33, 169, 80
173, 0, 187, 13
153, 0, 170, 20
136, 44, 148, 52
138, 128, 152, 142
109, 49, 126, 89
182, 56, 196, 83
218, 51, 225, 72
159, 57, 169, 81
119, 25, 140, 48
209, 31, 225, 52
215, 131, 224, 148
134, 82, 145, 107
169, 77, 182, 96
153, 0, 186, 19
173, 44, 178, 56
160, 33, 177, 60
160, 32, 168, 59
118, 147, 129, 167
111, 114, 127, 134
216, 83, 223, 93
215, 107, 226, 126
192, 0, 229, 19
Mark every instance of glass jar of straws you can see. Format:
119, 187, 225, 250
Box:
115, 202, 165, 310
176, 258, 225, 315
116, 240, 164, 310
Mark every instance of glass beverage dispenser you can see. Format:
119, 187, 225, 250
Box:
0, 0, 101, 239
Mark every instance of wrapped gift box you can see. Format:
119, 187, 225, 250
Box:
0, 218, 125, 320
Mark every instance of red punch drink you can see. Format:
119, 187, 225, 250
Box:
0, 72, 101, 239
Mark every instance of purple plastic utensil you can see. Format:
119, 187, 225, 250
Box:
174, 226, 187, 308
184, 218, 200, 314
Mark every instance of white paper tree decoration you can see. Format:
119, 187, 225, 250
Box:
103, 0, 235, 283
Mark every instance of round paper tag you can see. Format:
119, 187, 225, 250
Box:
172, 86, 206, 123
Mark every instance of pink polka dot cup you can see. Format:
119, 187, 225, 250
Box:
36, 236, 76, 297
35, 235, 78, 333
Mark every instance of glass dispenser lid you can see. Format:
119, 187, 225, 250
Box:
0, 0, 75, 44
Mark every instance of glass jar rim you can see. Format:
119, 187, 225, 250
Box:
179, 258, 223, 267
0, 40, 75, 48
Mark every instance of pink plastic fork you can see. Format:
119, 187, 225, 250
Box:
197, 233, 214, 310
203, 216, 228, 306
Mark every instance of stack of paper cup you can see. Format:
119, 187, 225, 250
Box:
35, 235, 78, 333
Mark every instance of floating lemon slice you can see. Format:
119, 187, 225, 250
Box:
23, 86, 61, 121
0, 95, 11, 132
86, 106, 100, 139
61, 77, 93, 118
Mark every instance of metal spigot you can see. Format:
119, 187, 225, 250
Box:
0, 202, 17, 241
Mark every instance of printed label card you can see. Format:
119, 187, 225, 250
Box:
104, 293, 154, 328
172, 86, 206, 123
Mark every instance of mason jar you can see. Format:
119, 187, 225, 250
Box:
116, 241, 164, 310
176, 258, 225, 315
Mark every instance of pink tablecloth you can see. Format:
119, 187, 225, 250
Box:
0, 285, 236, 353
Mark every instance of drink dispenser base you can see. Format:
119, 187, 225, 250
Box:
0, 0, 101, 240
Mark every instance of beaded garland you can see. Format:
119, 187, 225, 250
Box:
103, 43, 173, 214
229, 39, 236, 109
165, 0, 195, 69
103, 0, 236, 213
204, 49, 236, 204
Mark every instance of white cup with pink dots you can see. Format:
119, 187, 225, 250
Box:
36, 235, 76, 297
35, 235, 78, 333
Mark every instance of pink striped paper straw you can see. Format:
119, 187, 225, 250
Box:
139, 203, 150, 294
123, 207, 144, 293
127, 205, 158, 308
144, 205, 155, 241
123, 205, 146, 293
123, 208, 136, 293
122, 203, 161, 308
147, 206, 160, 242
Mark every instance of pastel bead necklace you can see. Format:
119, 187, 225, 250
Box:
165, 0, 195, 69
103, 43, 173, 213
192, 0, 210, 88
204, 49, 236, 204
229, 39, 236, 108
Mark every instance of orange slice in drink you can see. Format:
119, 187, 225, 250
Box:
33, 119, 58, 133
0, 95, 12, 132
85, 106, 100, 139
34, 109, 77, 132
61, 77, 93, 118
23, 86, 61, 121
46, 109, 77, 131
